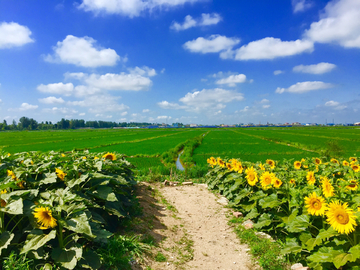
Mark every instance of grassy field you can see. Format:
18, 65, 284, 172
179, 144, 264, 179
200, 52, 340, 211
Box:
1, 126, 359, 172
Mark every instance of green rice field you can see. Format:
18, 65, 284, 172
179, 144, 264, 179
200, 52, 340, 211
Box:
1, 126, 359, 171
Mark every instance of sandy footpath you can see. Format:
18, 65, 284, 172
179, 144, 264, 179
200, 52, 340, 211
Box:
155, 184, 254, 270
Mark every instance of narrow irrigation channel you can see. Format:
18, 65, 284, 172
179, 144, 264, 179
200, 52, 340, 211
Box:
176, 150, 185, 171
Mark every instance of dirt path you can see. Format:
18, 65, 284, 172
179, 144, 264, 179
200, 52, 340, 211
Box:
135, 183, 254, 270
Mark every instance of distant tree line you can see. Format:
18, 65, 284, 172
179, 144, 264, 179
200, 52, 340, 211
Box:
0, 117, 159, 131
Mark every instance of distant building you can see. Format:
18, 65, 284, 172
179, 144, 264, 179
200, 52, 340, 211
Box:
190, 124, 198, 127
355, 122, 360, 126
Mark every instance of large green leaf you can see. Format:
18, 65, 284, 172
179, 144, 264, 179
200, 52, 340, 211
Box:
51, 246, 82, 270
248, 190, 267, 202
92, 186, 118, 202
286, 214, 310, 233
307, 247, 343, 263
39, 173, 58, 185
1, 197, 23, 215
254, 213, 272, 229
21, 230, 57, 254
258, 193, 281, 209
245, 207, 259, 220
281, 238, 302, 255
64, 212, 95, 238
79, 250, 101, 269
333, 253, 358, 269
67, 174, 89, 189
0, 231, 14, 255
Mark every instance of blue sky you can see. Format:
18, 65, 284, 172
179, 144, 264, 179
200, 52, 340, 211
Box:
1, 0, 360, 125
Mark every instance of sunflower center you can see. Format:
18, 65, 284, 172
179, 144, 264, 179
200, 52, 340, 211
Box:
264, 177, 271, 185
335, 210, 349, 224
311, 199, 322, 210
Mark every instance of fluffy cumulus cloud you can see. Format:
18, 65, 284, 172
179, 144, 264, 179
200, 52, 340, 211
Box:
37, 83, 74, 96
38, 96, 65, 104
221, 37, 314, 60
325, 100, 347, 110
292, 0, 313, 13
44, 35, 120, 67
158, 88, 244, 112
304, 0, 360, 48
275, 81, 334, 94
43, 107, 79, 115
0, 22, 34, 49
67, 94, 129, 113
70, 71, 153, 91
9, 103, 38, 111
78, 0, 205, 17
170, 13, 222, 31
183, 35, 240, 54
293, 62, 336, 74
274, 70, 284, 75
215, 74, 246, 87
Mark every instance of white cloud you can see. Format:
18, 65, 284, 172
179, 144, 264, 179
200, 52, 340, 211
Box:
183, 35, 240, 54
142, 109, 150, 113
67, 71, 154, 91
37, 83, 74, 96
43, 107, 78, 115
159, 88, 244, 113
215, 74, 246, 87
79, 113, 86, 116
262, 104, 271, 109
0, 22, 34, 49
274, 70, 284, 75
67, 94, 129, 113
275, 81, 334, 94
325, 100, 339, 106
121, 111, 128, 116
12, 103, 38, 111
44, 35, 120, 67
292, 0, 313, 13
304, 0, 360, 48
221, 37, 314, 60
78, 0, 206, 17
128, 66, 156, 77
38, 96, 65, 104
170, 13, 222, 31
260, 99, 269, 104
293, 62, 336, 74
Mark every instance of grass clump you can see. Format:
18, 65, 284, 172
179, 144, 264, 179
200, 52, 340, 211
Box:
229, 217, 287, 270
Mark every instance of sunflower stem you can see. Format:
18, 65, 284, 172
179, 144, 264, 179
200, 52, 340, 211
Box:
58, 223, 64, 249
0, 212, 4, 233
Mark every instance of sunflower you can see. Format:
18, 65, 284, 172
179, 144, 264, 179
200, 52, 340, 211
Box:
102, 152, 116, 161
349, 157, 358, 163
272, 177, 282, 188
351, 164, 360, 172
7, 153, 11, 157
330, 158, 339, 165
94, 156, 99, 160
266, 159, 275, 169
326, 201, 357, 234
217, 158, 225, 168
343, 160, 349, 166
226, 163, 233, 171
260, 171, 275, 189
294, 161, 301, 170
55, 168, 66, 181
245, 167, 258, 186
289, 178, 296, 186
82, 156, 87, 160
33, 207, 57, 229
61, 153, 66, 157
304, 192, 327, 216
306, 171, 316, 185
258, 163, 266, 171
321, 177, 335, 198
234, 161, 243, 173
346, 180, 358, 191
7, 170, 17, 180
314, 158, 322, 165
0, 190, 6, 208
209, 157, 217, 166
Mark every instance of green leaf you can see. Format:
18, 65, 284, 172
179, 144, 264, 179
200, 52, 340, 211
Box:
258, 193, 281, 209
79, 250, 101, 269
94, 161, 102, 171
67, 174, 89, 189
1, 198, 23, 215
281, 209, 299, 225
349, 244, 360, 260
64, 212, 95, 238
307, 247, 343, 263
286, 214, 310, 233
333, 253, 357, 269
94, 186, 118, 202
245, 207, 259, 220
254, 213, 272, 229
21, 230, 57, 254
51, 246, 82, 270
40, 173, 58, 185
249, 190, 267, 202
232, 189, 250, 204
0, 231, 14, 255
281, 238, 302, 255
240, 202, 257, 212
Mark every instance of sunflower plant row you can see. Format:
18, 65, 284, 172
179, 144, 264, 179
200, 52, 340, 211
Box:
0, 150, 136, 269
206, 156, 360, 270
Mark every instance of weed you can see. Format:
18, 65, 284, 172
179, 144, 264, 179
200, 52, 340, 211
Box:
2, 252, 34, 270
154, 252, 167, 262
